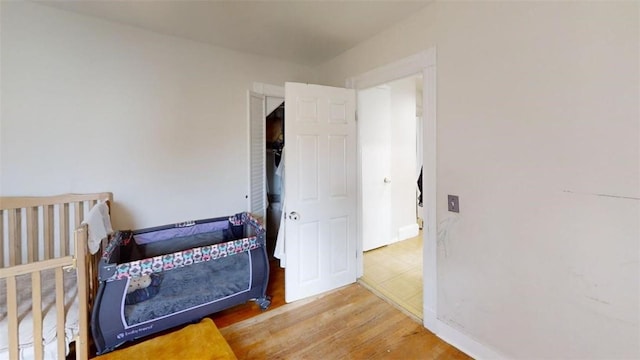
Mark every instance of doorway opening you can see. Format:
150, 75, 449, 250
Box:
265, 97, 285, 258
358, 74, 424, 320
250, 49, 436, 321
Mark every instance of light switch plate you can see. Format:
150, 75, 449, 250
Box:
448, 195, 459, 213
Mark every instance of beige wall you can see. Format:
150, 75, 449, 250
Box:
317, 2, 639, 358
1, 2, 313, 229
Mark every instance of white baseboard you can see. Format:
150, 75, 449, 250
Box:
423, 308, 438, 330
423, 310, 505, 360
398, 223, 419, 241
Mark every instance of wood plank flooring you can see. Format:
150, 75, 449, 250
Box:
220, 284, 472, 360
209, 259, 286, 328
85, 259, 470, 359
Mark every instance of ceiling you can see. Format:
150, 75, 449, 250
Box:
39, 0, 432, 67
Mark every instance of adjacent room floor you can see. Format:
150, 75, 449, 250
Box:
360, 232, 423, 320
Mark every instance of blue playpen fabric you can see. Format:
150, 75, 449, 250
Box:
124, 251, 250, 325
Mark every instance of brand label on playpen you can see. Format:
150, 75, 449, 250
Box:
175, 220, 196, 228
117, 324, 154, 339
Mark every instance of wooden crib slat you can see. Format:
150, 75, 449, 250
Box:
27, 206, 39, 263
43, 205, 54, 260
0, 209, 4, 268
74, 201, 84, 230
75, 225, 90, 360
7, 275, 19, 360
55, 267, 66, 360
32, 271, 44, 359
8, 209, 21, 266
74, 202, 84, 258
73, 202, 85, 229
59, 203, 69, 257
88, 252, 100, 306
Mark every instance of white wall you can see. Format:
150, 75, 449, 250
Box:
0, 2, 313, 229
317, 2, 639, 359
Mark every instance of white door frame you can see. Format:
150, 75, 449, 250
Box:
252, 82, 285, 98
346, 48, 438, 331
247, 82, 285, 213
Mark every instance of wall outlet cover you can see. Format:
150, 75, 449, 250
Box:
448, 195, 459, 213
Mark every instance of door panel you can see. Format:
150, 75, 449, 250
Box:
298, 136, 319, 201
299, 221, 320, 283
359, 86, 392, 251
328, 135, 348, 197
284, 82, 357, 303
330, 216, 349, 273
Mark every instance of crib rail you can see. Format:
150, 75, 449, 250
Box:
0, 192, 113, 360
1, 192, 112, 266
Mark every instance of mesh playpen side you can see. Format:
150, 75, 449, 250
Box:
91, 212, 270, 354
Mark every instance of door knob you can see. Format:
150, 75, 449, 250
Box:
384, 177, 391, 183
288, 211, 300, 221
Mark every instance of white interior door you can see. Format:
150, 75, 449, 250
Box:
248, 91, 266, 221
284, 82, 357, 303
358, 86, 392, 251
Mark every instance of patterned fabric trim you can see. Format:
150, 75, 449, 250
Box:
105, 212, 265, 281
229, 212, 265, 235
108, 236, 260, 281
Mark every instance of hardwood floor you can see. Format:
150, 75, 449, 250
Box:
86, 259, 469, 359
209, 259, 286, 328
219, 284, 472, 359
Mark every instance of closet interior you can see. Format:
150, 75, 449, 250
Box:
265, 99, 284, 257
